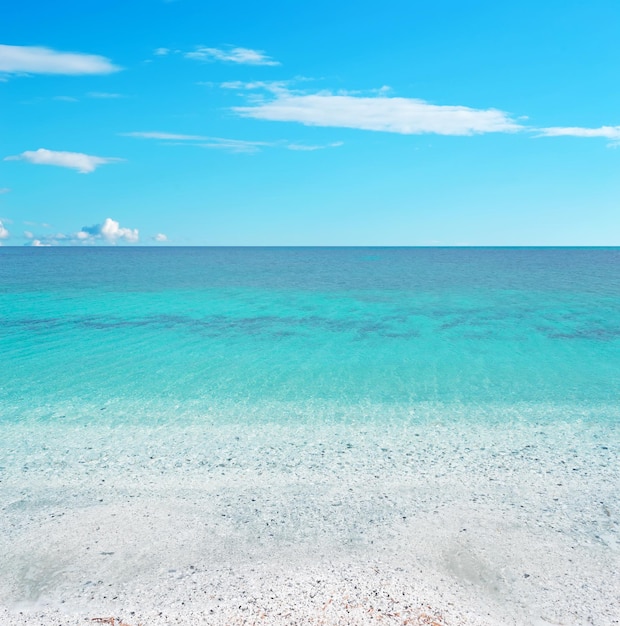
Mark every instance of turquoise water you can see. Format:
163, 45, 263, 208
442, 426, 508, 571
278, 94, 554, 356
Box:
1, 247, 619, 421
1, 248, 619, 624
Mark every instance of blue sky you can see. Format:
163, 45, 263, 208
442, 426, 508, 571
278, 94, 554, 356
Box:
1, 0, 619, 245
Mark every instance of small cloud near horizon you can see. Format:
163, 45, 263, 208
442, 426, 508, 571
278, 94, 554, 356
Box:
80, 217, 139, 243
24, 217, 139, 246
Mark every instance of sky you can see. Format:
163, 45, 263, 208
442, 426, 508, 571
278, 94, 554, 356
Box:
1, 0, 619, 246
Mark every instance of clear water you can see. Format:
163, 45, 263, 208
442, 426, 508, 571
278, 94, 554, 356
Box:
2, 247, 619, 420
1, 247, 619, 624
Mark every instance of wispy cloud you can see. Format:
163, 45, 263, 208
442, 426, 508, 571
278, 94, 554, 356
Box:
87, 91, 126, 99
220, 80, 289, 93
0, 220, 9, 240
537, 125, 620, 146
4, 148, 123, 174
199, 138, 271, 153
53, 95, 79, 102
225, 83, 620, 146
0, 44, 120, 75
154, 47, 170, 56
0, 187, 10, 194
186, 46, 279, 66
286, 141, 344, 151
197, 138, 342, 153
121, 131, 210, 140
537, 125, 620, 139
24, 220, 52, 228
233, 90, 522, 136
123, 130, 342, 154
153, 233, 168, 242
131, 134, 271, 153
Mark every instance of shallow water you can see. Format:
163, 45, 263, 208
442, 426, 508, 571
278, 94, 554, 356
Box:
1, 247, 619, 624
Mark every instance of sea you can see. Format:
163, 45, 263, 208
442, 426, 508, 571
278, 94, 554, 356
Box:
1, 247, 618, 625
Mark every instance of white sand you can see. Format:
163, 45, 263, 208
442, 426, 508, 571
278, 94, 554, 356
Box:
1, 404, 618, 625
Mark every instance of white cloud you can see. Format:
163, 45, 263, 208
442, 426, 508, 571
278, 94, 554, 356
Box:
234, 91, 522, 136
154, 47, 170, 56
153, 233, 168, 242
0, 187, 10, 194
4, 148, 123, 174
81, 217, 139, 243
121, 131, 210, 140
0, 44, 120, 75
87, 91, 125, 99
0, 220, 9, 239
537, 125, 620, 145
23, 230, 34, 239
101, 217, 138, 243
186, 46, 279, 66
29, 239, 51, 247
53, 95, 78, 102
537, 125, 620, 138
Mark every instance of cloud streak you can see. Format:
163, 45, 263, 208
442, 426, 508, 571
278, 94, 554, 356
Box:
186, 46, 279, 66
537, 125, 620, 146
87, 91, 125, 99
286, 141, 344, 151
123, 130, 342, 153
220, 80, 290, 93
0, 220, 9, 240
4, 148, 123, 174
199, 138, 271, 153
234, 91, 522, 136
0, 44, 120, 75
121, 131, 210, 141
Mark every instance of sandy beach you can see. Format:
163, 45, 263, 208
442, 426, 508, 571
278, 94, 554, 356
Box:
2, 407, 618, 626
